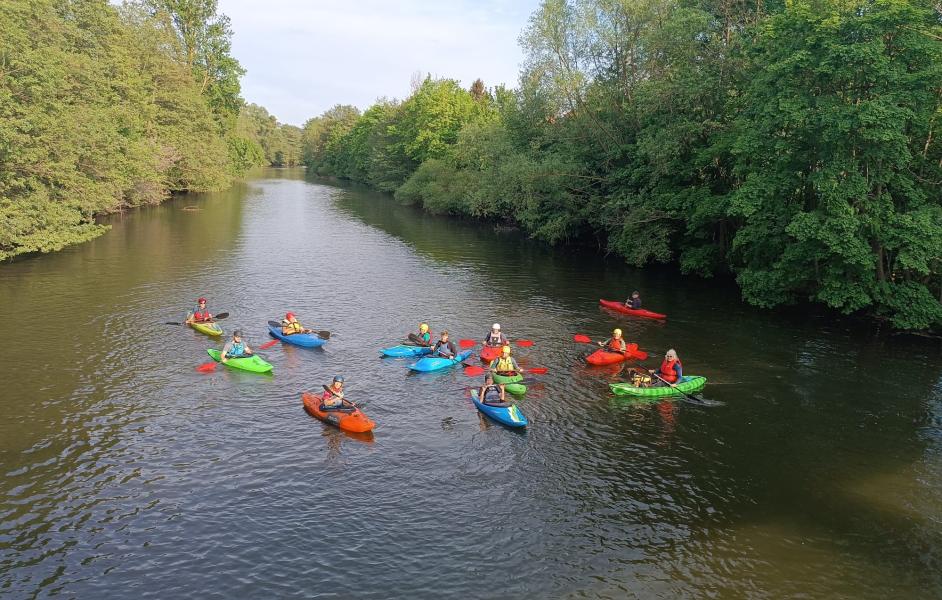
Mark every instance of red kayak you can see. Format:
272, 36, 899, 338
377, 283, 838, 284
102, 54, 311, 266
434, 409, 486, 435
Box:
480, 345, 502, 362
302, 392, 375, 433
586, 345, 648, 365
599, 299, 666, 320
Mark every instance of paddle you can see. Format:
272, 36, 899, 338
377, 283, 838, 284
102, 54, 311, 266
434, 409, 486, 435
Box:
321, 384, 362, 409
639, 368, 722, 406
467, 338, 535, 348
572, 334, 648, 360
166, 312, 229, 326
262, 321, 331, 348
464, 365, 548, 377
459, 339, 477, 349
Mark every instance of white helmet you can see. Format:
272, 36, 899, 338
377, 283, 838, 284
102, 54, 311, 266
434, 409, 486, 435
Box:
492, 323, 501, 330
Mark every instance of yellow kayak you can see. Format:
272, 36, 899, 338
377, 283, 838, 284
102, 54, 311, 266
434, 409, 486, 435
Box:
189, 320, 223, 337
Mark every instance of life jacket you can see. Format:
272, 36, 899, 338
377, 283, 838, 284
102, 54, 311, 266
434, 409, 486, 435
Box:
434, 340, 455, 358
227, 341, 245, 357
322, 386, 343, 407
283, 320, 302, 333
492, 356, 516, 372
485, 332, 506, 346
659, 358, 682, 383
193, 305, 211, 321
419, 331, 431, 344
607, 338, 626, 352
482, 384, 502, 403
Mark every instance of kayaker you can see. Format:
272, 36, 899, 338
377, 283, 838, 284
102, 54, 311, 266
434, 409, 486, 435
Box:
431, 330, 457, 359
221, 330, 253, 362
321, 375, 345, 409
650, 349, 682, 385
480, 373, 506, 405
599, 328, 628, 353
483, 323, 509, 347
409, 323, 432, 346
625, 291, 642, 309
280, 312, 312, 335
186, 297, 212, 324
489, 345, 522, 375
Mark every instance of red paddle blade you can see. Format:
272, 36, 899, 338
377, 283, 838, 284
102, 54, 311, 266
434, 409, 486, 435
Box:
196, 362, 218, 373
458, 339, 477, 349
515, 339, 534, 347
259, 339, 280, 350
633, 350, 649, 361
573, 334, 592, 344
528, 367, 548, 375
626, 342, 638, 352
464, 365, 485, 377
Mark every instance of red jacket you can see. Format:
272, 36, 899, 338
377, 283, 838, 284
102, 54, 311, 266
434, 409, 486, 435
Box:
659, 358, 682, 383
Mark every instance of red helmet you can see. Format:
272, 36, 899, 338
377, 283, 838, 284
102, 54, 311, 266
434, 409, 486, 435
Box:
197, 297, 207, 304
285, 312, 295, 320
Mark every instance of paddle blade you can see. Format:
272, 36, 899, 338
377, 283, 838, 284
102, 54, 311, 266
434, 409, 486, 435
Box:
214, 312, 229, 320
634, 351, 649, 361
464, 365, 485, 377
315, 330, 331, 340
573, 334, 592, 344
196, 362, 218, 373
515, 339, 534, 347
458, 339, 477, 349
164, 322, 183, 325
626, 343, 638, 353
528, 367, 548, 375
259, 339, 280, 350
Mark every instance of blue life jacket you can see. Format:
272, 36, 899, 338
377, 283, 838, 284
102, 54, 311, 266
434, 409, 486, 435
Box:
227, 341, 246, 357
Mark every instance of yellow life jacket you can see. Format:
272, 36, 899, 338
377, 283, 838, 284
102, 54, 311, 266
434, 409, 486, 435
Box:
493, 356, 516, 372
283, 320, 302, 333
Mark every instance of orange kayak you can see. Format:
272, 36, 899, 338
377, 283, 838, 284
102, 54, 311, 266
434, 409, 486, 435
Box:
481, 345, 502, 362
302, 392, 376, 433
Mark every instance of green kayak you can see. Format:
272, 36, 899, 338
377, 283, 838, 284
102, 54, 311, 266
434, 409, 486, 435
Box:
206, 348, 273, 374
493, 372, 526, 395
610, 375, 706, 397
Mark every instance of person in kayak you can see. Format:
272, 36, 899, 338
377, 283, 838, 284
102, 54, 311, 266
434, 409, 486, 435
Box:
483, 323, 509, 347
599, 328, 628, 353
650, 349, 682, 385
221, 330, 253, 362
409, 323, 432, 346
625, 291, 642, 309
186, 297, 212, 324
489, 345, 522, 375
321, 375, 346, 409
480, 373, 506, 405
431, 330, 457, 359
280, 312, 312, 335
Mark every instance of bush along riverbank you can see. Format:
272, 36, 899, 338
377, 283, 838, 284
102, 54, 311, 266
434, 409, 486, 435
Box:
0, 0, 301, 261
301, 0, 942, 331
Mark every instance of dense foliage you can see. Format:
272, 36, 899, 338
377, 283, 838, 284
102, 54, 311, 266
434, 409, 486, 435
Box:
303, 0, 942, 329
0, 0, 296, 261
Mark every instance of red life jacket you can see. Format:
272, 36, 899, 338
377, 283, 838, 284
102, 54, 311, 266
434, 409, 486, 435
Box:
193, 308, 211, 321
607, 338, 626, 352
659, 358, 682, 383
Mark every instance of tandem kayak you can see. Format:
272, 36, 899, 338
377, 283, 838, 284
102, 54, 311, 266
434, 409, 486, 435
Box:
599, 299, 667, 320
480, 345, 502, 362
471, 388, 528, 428
493, 371, 527, 395
267, 322, 327, 348
302, 392, 375, 433
409, 349, 473, 372
586, 346, 647, 365
206, 348, 273, 373
189, 320, 223, 337
610, 375, 707, 397
380, 344, 433, 358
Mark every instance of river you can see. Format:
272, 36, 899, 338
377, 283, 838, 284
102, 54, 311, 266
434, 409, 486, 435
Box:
1, 168, 940, 599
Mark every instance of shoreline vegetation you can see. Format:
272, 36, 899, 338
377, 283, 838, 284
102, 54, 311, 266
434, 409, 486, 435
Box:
301, 0, 942, 331
0, 0, 301, 262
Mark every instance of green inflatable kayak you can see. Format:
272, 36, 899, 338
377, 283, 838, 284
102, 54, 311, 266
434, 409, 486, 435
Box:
206, 348, 273, 374
610, 375, 706, 397
493, 372, 526, 395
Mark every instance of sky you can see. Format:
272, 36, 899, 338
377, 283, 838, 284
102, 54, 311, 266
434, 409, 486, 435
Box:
221, 0, 542, 126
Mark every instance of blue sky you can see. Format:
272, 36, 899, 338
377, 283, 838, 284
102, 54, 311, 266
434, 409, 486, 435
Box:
221, 0, 542, 126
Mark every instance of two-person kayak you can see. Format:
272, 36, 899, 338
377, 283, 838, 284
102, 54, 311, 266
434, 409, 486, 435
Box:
267, 322, 327, 348
610, 375, 707, 397
301, 392, 375, 433
599, 299, 666, 320
206, 348, 273, 373
471, 388, 528, 428
409, 349, 473, 372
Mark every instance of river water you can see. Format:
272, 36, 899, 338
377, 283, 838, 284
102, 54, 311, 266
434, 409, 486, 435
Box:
1, 168, 940, 599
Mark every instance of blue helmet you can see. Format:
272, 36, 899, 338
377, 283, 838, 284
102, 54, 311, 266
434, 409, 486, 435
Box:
333, 375, 344, 383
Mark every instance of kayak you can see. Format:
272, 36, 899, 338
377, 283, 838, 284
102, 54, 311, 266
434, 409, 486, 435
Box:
471, 388, 528, 428
189, 320, 223, 337
493, 371, 527, 395
267, 323, 326, 348
302, 392, 375, 433
610, 375, 707, 397
380, 344, 432, 358
409, 349, 473, 372
599, 299, 667, 320
586, 347, 646, 365
480, 345, 502, 362
206, 348, 273, 373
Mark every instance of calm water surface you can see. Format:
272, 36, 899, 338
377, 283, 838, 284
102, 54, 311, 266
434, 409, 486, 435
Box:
1, 168, 940, 599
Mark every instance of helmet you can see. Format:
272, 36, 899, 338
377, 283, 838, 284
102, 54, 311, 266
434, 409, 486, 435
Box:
419, 323, 429, 333
333, 375, 344, 383
198, 297, 207, 304
613, 328, 623, 337
233, 329, 243, 337
501, 345, 511, 355
285, 312, 295, 320
492, 323, 501, 330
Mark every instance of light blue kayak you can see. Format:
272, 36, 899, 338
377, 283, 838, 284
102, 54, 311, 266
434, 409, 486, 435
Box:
408, 349, 472, 372
380, 344, 433, 358
471, 389, 528, 428
267, 323, 327, 348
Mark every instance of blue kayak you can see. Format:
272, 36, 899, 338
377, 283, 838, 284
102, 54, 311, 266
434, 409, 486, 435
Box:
408, 349, 472, 372
267, 324, 327, 348
471, 389, 528, 428
380, 344, 433, 358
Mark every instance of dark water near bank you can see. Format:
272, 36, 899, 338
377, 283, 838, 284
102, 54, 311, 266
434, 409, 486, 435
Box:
1, 168, 941, 599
